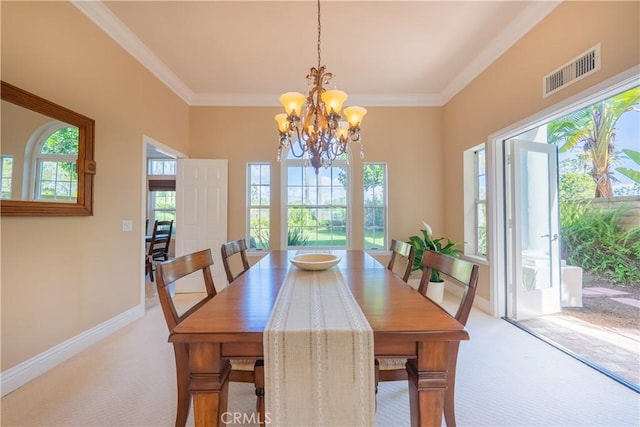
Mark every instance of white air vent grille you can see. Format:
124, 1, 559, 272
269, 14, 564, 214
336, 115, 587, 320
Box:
543, 44, 601, 98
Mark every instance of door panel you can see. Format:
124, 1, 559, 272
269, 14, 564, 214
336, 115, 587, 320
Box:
508, 140, 561, 320
175, 159, 228, 292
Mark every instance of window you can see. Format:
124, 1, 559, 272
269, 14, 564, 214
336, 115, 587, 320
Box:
248, 163, 270, 249
147, 159, 176, 230
363, 163, 387, 250
463, 145, 487, 258
284, 157, 348, 248
33, 126, 79, 202
148, 159, 176, 175
151, 191, 176, 222
1, 156, 13, 199
475, 148, 487, 256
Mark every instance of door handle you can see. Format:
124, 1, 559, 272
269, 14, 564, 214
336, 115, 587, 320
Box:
541, 233, 559, 241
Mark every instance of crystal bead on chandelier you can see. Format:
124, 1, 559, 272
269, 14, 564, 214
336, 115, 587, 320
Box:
275, 0, 367, 174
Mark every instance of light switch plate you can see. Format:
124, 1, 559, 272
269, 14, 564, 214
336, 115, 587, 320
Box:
122, 219, 133, 232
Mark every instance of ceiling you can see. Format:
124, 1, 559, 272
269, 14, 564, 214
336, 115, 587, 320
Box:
74, 1, 560, 107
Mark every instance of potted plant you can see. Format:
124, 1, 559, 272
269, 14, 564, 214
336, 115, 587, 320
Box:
407, 222, 462, 302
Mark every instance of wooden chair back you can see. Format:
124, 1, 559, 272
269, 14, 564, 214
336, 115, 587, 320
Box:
387, 239, 416, 283
221, 238, 250, 283
417, 249, 479, 325
155, 248, 217, 331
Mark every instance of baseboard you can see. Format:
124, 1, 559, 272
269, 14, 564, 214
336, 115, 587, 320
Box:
444, 281, 492, 315
1, 304, 144, 397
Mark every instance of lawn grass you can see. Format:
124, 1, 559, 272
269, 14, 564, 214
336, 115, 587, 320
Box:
293, 228, 385, 249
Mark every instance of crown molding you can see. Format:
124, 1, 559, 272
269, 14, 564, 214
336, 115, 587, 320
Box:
190, 92, 443, 107
72, 1, 195, 104
440, 1, 562, 104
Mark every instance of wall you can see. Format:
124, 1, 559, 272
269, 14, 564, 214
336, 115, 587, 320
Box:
442, 1, 640, 301
1, 2, 189, 371
189, 106, 445, 250
587, 196, 640, 231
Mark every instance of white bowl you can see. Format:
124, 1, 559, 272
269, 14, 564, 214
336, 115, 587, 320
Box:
289, 253, 341, 271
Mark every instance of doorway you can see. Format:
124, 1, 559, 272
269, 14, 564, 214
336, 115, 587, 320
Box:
488, 68, 639, 390
141, 135, 185, 310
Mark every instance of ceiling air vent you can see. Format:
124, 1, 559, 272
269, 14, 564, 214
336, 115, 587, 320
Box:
543, 44, 601, 98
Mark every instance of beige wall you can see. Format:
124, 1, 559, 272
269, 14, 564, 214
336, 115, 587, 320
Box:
1, 2, 189, 370
442, 0, 640, 300
189, 106, 444, 250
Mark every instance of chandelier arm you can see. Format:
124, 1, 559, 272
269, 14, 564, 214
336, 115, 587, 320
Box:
284, 124, 305, 159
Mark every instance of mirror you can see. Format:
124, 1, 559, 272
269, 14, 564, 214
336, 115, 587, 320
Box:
1, 81, 95, 215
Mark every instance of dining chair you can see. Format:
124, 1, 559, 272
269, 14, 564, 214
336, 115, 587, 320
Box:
221, 238, 250, 283
155, 248, 265, 427
387, 239, 416, 283
145, 219, 173, 282
376, 249, 479, 427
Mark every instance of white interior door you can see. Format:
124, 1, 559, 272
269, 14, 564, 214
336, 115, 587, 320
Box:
507, 139, 561, 320
175, 159, 228, 293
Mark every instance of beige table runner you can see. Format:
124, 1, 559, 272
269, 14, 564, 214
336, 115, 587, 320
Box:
264, 266, 375, 426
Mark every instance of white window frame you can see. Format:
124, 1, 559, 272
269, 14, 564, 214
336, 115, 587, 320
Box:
148, 159, 176, 175
363, 162, 388, 251
147, 158, 176, 231
1, 156, 14, 199
280, 154, 352, 249
247, 163, 271, 251
464, 144, 487, 260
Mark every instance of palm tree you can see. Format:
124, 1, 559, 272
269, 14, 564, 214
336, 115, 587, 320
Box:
547, 87, 639, 198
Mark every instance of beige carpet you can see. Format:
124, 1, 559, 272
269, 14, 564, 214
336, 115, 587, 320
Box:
2, 288, 639, 426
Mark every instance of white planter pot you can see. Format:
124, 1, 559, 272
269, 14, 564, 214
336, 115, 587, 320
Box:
406, 276, 445, 304
426, 281, 445, 304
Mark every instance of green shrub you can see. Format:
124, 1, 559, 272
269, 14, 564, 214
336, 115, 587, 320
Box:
287, 228, 309, 246
560, 201, 640, 284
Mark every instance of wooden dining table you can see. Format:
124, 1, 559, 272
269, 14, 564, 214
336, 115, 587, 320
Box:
169, 250, 469, 426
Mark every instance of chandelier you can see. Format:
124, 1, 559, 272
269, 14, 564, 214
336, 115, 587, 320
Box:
275, 0, 367, 174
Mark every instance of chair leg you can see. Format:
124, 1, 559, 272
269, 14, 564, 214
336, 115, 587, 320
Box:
146, 257, 154, 282
174, 345, 191, 427
254, 360, 265, 423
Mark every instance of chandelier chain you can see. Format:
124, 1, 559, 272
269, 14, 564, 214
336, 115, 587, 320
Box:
316, 0, 322, 70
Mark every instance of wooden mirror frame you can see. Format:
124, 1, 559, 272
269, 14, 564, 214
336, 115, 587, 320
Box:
1, 81, 96, 216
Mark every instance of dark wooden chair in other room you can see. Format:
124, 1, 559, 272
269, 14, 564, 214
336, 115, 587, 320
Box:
376, 249, 479, 426
145, 219, 173, 282
155, 248, 264, 427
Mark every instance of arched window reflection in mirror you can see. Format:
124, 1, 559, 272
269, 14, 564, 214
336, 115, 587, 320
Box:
0, 81, 95, 216
28, 123, 79, 202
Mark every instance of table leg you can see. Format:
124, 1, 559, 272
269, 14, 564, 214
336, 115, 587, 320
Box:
407, 341, 448, 427
189, 343, 231, 427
